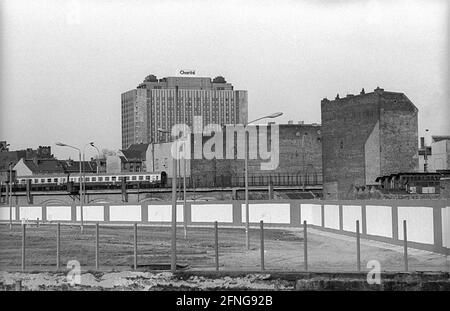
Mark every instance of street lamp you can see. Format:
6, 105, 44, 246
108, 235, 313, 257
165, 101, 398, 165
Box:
55, 142, 84, 234
424, 129, 429, 172
158, 128, 179, 272
89, 142, 101, 174
244, 112, 283, 250
8, 162, 13, 230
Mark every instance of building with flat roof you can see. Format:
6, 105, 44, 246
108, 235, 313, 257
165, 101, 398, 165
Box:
121, 74, 248, 149
321, 87, 419, 199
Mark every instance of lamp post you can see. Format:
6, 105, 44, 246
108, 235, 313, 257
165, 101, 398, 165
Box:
158, 128, 178, 272
55, 142, 84, 233
9, 162, 13, 230
424, 129, 429, 172
89, 142, 101, 174
244, 112, 283, 250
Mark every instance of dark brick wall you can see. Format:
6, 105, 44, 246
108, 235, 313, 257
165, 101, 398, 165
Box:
321, 88, 418, 199
189, 124, 322, 186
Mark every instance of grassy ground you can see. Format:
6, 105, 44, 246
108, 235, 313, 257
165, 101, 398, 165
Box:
0, 223, 448, 272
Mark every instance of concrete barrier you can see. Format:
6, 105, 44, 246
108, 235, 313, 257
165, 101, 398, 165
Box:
148, 204, 183, 222
366, 205, 393, 238
342, 205, 362, 232
46, 206, 71, 221
3, 199, 449, 255
0, 206, 16, 221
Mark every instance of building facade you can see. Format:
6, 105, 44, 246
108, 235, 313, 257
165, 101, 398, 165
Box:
144, 123, 322, 188
121, 75, 248, 149
321, 87, 419, 199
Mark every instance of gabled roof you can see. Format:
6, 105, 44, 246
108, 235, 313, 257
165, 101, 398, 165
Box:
59, 160, 97, 173
22, 159, 65, 174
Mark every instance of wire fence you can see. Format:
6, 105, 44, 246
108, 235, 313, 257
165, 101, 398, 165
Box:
0, 219, 442, 274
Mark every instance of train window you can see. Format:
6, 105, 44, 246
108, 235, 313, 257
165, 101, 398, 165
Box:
132, 176, 137, 181
146, 176, 150, 180
47, 178, 52, 183
98, 177, 103, 181
105, 177, 110, 181
86, 177, 90, 182
34, 179, 38, 183
139, 176, 143, 181
92, 177, 97, 182
54, 178, 58, 182
112, 176, 117, 181
41, 179, 45, 183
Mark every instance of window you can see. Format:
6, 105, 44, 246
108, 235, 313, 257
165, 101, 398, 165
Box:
105, 177, 110, 181
92, 177, 97, 182
139, 176, 143, 181
146, 176, 150, 180
34, 179, 38, 183
98, 177, 103, 182
132, 176, 137, 181
47, 178, 52, 183
112, 176, 117, 181
54, 178, 58, 182
85, 177, 90, 182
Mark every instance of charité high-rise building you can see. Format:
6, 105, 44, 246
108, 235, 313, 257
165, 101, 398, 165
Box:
121, 73, 248, 149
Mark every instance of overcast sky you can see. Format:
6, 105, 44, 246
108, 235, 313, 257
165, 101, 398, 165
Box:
1, 0, 448, 159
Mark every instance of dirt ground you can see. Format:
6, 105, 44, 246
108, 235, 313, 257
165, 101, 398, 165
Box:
0, 223, 448, 273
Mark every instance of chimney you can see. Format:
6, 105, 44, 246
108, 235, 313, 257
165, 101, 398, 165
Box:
374, 86, 384, 94
360, 88, 365, 95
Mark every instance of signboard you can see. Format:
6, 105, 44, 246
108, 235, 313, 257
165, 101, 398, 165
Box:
177, 69, 196, 77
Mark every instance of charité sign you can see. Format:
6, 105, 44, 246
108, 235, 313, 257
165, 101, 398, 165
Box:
178, 69, 196, 76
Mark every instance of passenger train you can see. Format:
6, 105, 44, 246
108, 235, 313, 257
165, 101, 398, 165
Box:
15, 171, 167, 188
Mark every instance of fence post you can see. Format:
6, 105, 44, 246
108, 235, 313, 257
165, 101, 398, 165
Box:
214, 221, 219, 271
21, 224, 26, 271
356, 220, 361, 272
303, 220, 308, 271
260, 220, 265, 271
95, 222, 99, 270
56, 223, 60, 270
403, 220, 408, 272
133, 223, 137, 270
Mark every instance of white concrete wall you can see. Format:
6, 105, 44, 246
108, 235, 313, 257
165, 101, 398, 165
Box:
241, 203, 290, 224
398, 206, 434, 244
47, 206, 72, 221
76, 205, 104, 221
148, 204, 183, 222
300, 204, 321, 226
366, 205, 392, 238
19, 206, 42, 221
191, 204, 233, 222
324, 204, 339, 229
443, 206, 450, 249
342, 205, 362, 232
109, 205, 140, 221
0, 206, 16, 220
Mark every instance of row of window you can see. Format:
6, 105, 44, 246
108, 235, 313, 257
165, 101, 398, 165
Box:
18, 174, 161, 184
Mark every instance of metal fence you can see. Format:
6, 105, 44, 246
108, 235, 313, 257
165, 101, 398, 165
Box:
0, 219, 421, 273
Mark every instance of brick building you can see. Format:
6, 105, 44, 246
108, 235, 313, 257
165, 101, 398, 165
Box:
145, 123, 322, 188
321, 87, 419, 199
